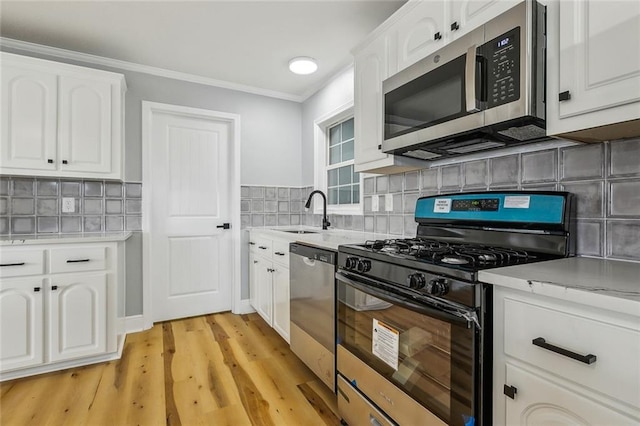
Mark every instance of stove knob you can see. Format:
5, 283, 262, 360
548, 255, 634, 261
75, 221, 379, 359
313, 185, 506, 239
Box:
356, 259, 371, 273
345, 257, 359, 270
426, 278, 449, 296
407, 273, 426, 290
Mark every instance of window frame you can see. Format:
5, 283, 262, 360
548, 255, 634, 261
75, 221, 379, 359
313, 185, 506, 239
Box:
313, 100, 362, 215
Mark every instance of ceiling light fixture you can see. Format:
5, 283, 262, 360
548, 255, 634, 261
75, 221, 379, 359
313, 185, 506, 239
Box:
288, 57, 318, 75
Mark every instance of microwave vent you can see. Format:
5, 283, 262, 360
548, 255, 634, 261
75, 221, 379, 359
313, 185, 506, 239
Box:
498, 124, 546, 141
446, 141, 504, 154
403, 150, 442, 160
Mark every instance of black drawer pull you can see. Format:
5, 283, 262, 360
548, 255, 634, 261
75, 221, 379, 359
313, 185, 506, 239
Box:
0, 262, 26, 267
47, 159, 54, 164
67, 259, 90, 263
503, 384, 517, 399
249, 242, 256, 245
34, 287, 41, 292
434, 32, 442, 40
451, 21, 459, 31
62, 160, 68, 164
275, 252, 285, 256
558, 90, 571, 101
51, 285, 58, 291
532, 337, 597, 364
258, 246, 267, 250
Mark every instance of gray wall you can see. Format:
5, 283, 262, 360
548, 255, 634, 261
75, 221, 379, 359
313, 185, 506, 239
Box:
1, 46, 305, 316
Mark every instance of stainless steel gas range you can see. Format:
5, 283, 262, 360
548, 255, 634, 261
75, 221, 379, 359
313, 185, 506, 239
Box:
335, 191, 575, 426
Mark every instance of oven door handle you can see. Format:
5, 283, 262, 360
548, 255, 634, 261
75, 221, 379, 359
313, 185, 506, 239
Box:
336, 271, 476, 328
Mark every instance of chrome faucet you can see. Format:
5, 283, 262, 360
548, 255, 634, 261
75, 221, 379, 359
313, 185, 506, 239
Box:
305, 190, 330, 230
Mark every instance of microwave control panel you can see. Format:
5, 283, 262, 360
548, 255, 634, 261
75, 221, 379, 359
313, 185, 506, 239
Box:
484, 27, 521, 108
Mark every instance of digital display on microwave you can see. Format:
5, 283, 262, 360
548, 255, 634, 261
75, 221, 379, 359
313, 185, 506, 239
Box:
497, 37, 510, 48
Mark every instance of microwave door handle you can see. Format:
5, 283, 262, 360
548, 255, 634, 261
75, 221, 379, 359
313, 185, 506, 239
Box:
465, 45, 480, 112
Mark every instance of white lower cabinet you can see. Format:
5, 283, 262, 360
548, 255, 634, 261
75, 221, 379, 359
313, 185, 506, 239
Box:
494, 286, 640, 425
249, 231, 290, 343
0, 241, 123, 380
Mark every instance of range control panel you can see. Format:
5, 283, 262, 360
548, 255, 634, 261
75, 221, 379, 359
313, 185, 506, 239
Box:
484, 27, 521, 108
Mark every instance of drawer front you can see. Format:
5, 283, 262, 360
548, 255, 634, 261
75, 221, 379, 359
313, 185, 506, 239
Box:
272, 240, 289, 267
503, 296, 640, 408
0, 249, 45, 277
337, 375, 394, 426
49, 246, 108, 273
255, 237, 273, 258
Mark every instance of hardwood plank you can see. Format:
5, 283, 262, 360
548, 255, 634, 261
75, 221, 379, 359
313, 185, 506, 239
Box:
163, 321, 181, 426
298, 381, 341, 426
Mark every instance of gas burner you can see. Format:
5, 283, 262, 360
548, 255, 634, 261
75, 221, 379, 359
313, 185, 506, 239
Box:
441, 256, 470, 265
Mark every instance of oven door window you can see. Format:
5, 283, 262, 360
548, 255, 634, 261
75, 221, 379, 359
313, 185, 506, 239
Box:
337, 280, 476, 426
384, 54, 470, 140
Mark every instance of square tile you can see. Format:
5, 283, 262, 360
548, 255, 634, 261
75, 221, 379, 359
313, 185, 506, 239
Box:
352, 215, 364, 231
84, 216, 103, 232
125, 199, 142, 214
105, 216, 124, 232
251, 200, 264, 212
290, 188, 302, 200
560, 182, 604, 218
11, 198, 35, 215
404, 215, 418, 236
61, 216, 82, 233
522, 149, 558, 183
389, 174, 403, 193
277, 187, 290, 199
241, 186, 250, 198
250, 187, 264, 199
363, 177, 375, 195
125, 216, 142, 231
84, 181, 104, 197
609, 138, 640, 177
0, 178, 10, 196
106, 200, 124, 214
241, 200, 251, 212
0, 217, 8, 235
375, 215, 388, 234
290, 201, 303, 213
576, 220, 603, 257
37, 180, 59, 196
125, 183, 142, 198
404, 171, 420, 191
264, 187, 277, 200
13, 179, 34, 196
0, 198, 8, 215
403, 192, 419, 214
440, 165, 461, 190
392, 194, 403, 214
84, 199, 104, 215
608, 179, 640, 217
343, 215, 353, 230
560, 144, 604, 181
61, 181, 81, 197
11, 217, 35, 234
37, 217, 59, 233
265, 214, 277, 226
363, 196, 372, 213
277, 214, 290, 226
240, 214, 251, 229
105, 182, 124, 198
420, 168, 438, 190
490, 155, 519, 186
364, 215, 374, 232
278, 201, 289, 212
251, 214, 264, 227
389, 215, 403, 235
607, 221, 640, 260
464, 160, 488, 188
290, 214, 301, 226
36, 198, 58, 215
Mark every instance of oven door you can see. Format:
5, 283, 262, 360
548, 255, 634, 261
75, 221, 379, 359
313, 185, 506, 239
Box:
336, 270, 485, 426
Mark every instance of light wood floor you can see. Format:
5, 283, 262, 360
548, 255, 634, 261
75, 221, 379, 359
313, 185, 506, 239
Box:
0, 312, 341, 426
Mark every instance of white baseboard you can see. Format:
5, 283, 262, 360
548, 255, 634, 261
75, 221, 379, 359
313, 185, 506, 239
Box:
233, 299, 256, 315
125, 314, 150, 333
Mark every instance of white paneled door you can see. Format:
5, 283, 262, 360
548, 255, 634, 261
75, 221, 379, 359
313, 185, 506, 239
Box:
145, 103, 238, 322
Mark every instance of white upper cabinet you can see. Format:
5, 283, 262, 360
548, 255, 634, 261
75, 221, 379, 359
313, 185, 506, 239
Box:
448, 0, 522, 42
0, 52, 125, 179
394, 1, 447, 72
547, 0, 640, 141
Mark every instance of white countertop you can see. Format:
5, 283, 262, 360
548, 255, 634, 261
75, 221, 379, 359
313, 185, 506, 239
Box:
0, 232, 134, 245
479, 257, 640, 316
248, 226, 390, 251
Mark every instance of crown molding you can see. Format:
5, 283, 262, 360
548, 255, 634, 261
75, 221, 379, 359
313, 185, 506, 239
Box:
0, 37, 304, 103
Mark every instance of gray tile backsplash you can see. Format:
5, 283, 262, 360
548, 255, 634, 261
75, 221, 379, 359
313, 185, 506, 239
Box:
0, 177, 142, 236
241, 139, 640, 262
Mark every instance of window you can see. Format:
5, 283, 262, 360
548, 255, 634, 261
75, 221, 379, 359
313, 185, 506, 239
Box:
327, 118, 359, 206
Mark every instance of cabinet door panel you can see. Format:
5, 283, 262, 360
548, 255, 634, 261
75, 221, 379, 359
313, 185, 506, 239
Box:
272, 266, 290, 343
395, 0, 446, 71
0, 278, 44, 371
49, 273, 108, 362
58, 76, 113, 174
255, 261, 273, 326
249, 252, 259, 310
558, 1, 640, 118
449, 0, 521, 41
505, 364, 638, 425
1, 65, 57, 171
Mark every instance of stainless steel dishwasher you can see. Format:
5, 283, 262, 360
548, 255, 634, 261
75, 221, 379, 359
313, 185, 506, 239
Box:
289, 243, 337, 392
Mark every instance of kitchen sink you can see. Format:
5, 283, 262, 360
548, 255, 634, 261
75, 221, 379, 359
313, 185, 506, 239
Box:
281, 230, 319, 234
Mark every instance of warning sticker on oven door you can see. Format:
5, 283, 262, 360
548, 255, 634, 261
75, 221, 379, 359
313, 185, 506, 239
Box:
433, 198, 452, 213
504, 195, 530, 208
372, 319, 399, 371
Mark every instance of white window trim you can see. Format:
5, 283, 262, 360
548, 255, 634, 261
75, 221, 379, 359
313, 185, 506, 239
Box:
313, 100, 362, 215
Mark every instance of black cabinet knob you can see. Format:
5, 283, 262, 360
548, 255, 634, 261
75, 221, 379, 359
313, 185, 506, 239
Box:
451, 22, 459, 31
47, 159, 54, 164
434, 32, 442, 41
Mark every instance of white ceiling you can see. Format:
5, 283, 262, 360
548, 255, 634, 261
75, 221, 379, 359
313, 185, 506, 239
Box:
0, 1, 406, 101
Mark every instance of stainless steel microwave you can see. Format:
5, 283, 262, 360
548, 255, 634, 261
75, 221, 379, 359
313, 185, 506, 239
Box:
382, 1, 546, 161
